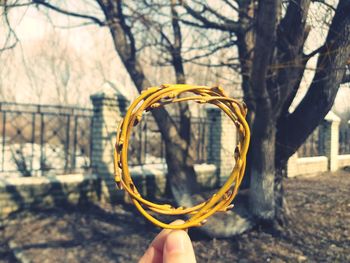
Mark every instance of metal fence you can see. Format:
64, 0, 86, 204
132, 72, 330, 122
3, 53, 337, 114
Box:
128, 115, 211, 166
298, 123, 350, 157
298, 127, 324, 157
0, 102, 212, 175
339, 126, 350, 154
0, 102, 93, 176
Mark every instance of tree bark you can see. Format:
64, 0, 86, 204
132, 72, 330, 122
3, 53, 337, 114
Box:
274, 158, 289, 226
249, 123, 276, 220
236, 0, 255, 189
167, 1, 198, 202
248, 0, 278, 220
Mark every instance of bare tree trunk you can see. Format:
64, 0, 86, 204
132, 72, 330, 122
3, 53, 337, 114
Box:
248, 0, 278, 220
236, 0, 255, 188
167, 0, 198, 202
249, 119, 276, 220
274, 159, 289, 226
151, 108, 197, 206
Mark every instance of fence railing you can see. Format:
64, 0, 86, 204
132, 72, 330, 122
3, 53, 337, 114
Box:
298, 127, 324, 157
0, 102, 93, 176
128, 115, 211, 166
339, 126, 350, 154
10, 99, 350, 178
288, 112, 350, 176
0, 101, 212, 175
297, 121, 350, 157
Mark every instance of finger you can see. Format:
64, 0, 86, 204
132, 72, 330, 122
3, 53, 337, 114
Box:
139, 220, 185, 263
149, 220, 185, 252
139, 245, 162, 263
163, 230, 196, 263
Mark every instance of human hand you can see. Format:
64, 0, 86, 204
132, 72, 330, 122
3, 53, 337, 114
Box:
139, 220, 196, 263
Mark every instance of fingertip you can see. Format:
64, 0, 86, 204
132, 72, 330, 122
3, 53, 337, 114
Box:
163, 230, 196, 263
165, 231, 187, 253
170, 219, 188, 233
170, 219, 185, 225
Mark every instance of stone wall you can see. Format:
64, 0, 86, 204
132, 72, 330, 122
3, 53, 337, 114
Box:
206, 106, 236, 185
288, 111, 350, 177
288, 156, 328, 177
0, 174, 99, 218
337, 154, 350, 168
0, 164, 218, 218
90, 91, 129, 202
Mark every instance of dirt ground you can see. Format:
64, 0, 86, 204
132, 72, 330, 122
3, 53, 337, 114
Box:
0, 171, 349, 263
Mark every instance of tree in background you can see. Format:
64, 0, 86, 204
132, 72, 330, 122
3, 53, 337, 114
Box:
1, 0, 350, 237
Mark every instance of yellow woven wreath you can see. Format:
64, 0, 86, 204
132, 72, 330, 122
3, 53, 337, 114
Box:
114, 84, 250, 229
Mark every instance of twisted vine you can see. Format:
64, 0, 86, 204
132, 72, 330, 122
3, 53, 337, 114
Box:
114, 84, 250, 229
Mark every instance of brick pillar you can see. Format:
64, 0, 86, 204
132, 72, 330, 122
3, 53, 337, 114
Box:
90, 91, 129, 202
320, 111, 340, 172
206, 106, 236, 185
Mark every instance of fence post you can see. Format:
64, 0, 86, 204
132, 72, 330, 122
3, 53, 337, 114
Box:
90, 90, 129, 202
320, 111, 340, 172
206, 106, 236, 185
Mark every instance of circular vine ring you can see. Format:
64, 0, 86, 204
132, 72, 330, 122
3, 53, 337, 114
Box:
114, 84, 250, 229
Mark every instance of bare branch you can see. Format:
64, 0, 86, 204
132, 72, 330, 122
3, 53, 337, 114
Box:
177, 17, 213, 29
277, 0, 350, 162
222, 0, 240, 13
0, 3, 21, 52
199, 1, 237, 25
304, 44, 325, 59
183, 40, 236, 62
181, 2, 241, 32
342, 74, 350, 84
0, 2, 33, 8
32, 0, 105, 26
311, 0, 337, 11
342, 65, 350, 84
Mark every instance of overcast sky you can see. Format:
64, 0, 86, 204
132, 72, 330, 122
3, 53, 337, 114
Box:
0, 2, 137, 106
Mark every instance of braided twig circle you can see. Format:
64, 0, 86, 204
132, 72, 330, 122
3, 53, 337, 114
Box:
114, 84, 250, 229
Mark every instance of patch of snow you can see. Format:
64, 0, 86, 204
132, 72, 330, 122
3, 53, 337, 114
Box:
0, 141, 90, 177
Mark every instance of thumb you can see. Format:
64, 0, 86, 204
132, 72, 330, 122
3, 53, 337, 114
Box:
163, 230, 196, 263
